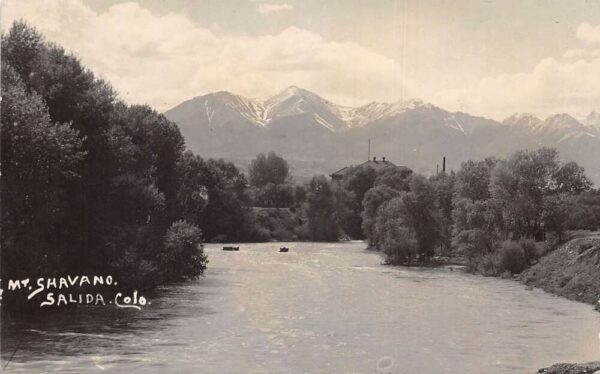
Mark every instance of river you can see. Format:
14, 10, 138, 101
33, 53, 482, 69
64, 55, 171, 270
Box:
1, 242, 599, 373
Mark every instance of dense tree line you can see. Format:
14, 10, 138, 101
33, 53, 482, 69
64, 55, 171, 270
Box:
363, 147, 598, 275
4, 23, 599, 309
0, 23, 350, 303
1, 22, 239, 298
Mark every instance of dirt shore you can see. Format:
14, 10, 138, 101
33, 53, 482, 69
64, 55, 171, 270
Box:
537, 361, 600, 374
520, 234, 600, 306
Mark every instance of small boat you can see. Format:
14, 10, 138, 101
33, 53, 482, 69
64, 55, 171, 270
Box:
223, 246, 239, 251
279, 247, 289, 253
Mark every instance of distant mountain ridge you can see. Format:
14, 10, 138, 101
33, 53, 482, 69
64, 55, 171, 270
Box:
164, 86, 600, 185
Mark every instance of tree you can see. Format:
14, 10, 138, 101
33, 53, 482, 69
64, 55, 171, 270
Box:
160, 220, 208, 281
306, 176, 338, 241
1, 62, 85, 279
1, 20, 44, 84
455, 158, 497, 201
374, 166, 413, 191
248, 151, 289, 187
552, 161, 592, 195
361, 185, 401, 247
400, 175, 442, 260
337, 164, 412, 240
343, 165, 379, 205
333, 184, 362, 239
489, 148, 587, 240
374, 198, 418, 265
371, 176, 443, 263
430, 172, 456, 254
1, 22, 217, 300
177, 155, 251, 242
451, 198, 500, 260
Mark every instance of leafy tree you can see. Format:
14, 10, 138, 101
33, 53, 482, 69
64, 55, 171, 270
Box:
177, 155, 251, 242
294, 185, 307, 205
430, 172, 456, 254
332, 184, 362, 239
1, 20, 44, 84
489, 148, 588, 239
1, 62, 85, 279
374, 166, 413, 191
249, 151, 289, 187
370, 176, 442, 263
361, 185, 400, 247
1, 22, 210, 299
337, 164, 411, 240
374, 198, 418, 265
160, 220, 208, 281
306, 175, 338, 241
400, 175, 442, 260
343, 165, 379, 205
552, 161, 592, 195
451, 198, 500, 260
455, 158, 497, 201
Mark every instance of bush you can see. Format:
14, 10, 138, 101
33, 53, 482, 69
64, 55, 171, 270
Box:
495, 240, 528, 274
470, 254, 498, 276
161, 220, 208, 281
519, 238, 540, 265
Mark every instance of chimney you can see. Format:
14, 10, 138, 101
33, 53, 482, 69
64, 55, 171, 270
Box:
373, 156, 376, 162
382, 157, 386, 162
443, 156, 446, 173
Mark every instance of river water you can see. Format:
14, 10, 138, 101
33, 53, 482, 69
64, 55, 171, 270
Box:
1, 242, 599, 373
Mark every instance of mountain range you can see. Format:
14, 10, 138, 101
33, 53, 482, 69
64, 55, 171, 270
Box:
164, 86, 600, 185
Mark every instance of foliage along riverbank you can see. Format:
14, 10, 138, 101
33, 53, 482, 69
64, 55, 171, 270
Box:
5, 21, 600, 313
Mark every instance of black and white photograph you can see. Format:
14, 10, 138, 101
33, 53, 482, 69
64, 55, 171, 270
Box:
1, 0, 600, 372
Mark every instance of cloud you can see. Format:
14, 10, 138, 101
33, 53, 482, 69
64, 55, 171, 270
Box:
576, 22, 600, 45
431, 23, 600, 120
2, 0, 398, 111
4, 1, 600, 120
256, 3, 293, 14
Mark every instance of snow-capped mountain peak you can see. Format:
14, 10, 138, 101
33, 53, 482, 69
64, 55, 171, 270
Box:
169, 87, 467, 134
502, 113, 542, 128
584, 111, 600, 132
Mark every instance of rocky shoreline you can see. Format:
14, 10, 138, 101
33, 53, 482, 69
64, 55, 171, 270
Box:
537, 361, 600, 374
519, 235, 600, 307
523, 234, 600, 373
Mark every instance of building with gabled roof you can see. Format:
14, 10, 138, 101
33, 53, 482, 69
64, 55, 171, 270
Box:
330, 157, 397, 181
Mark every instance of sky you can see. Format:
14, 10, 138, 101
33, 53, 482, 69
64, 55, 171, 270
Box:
3, 0, 600, 120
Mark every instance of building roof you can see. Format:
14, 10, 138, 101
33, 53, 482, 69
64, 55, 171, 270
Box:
330, 157, 397, 179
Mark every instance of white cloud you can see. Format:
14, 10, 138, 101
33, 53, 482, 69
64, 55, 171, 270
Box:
4, 1, 600, 121
2, 0, 398, 111
576, 22, 600, 45
431, 23, 600, 120
256, 3, 293, 14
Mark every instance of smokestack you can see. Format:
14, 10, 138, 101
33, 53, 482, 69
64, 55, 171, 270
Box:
443, 156, 446, 173
437, 164, 439, 175
368, 139, 371, 161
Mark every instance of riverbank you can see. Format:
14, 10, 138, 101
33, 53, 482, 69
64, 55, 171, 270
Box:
519, 233, 600, 306
537, 361, 600, 373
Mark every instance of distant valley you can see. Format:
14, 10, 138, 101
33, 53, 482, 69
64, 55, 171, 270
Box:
164, 86, 600, 184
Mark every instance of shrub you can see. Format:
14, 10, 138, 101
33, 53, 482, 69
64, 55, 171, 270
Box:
496, 240, 527, 274
519, 239, 538, 265
470, 254, 499, 276
161, 220, 208, 281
